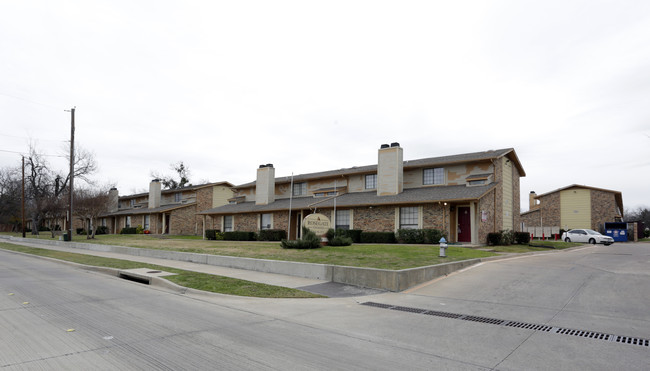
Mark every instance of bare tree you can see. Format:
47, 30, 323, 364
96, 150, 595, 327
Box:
151, 161, 191, 189
24, 142, 98, 235
74, 187, 109, 239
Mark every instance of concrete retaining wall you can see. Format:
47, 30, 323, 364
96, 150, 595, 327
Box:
4, 236, 480, 292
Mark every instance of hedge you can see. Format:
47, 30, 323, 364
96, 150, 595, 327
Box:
120, 227, 138, 234
95, 226, 109, 235
223, 231, 257, 241
325, 229, 353, 246
360, 232, 396, 243
338, 229, 362, 243
257, 229, 287, 241
514, 231, 530, 244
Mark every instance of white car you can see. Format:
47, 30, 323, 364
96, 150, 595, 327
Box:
562, 229, 614, 246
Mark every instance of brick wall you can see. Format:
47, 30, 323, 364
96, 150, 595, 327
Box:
422, 203, 446, 231
235, 213, 258, 232
170, 206, 197, 235
591, 189, 618, 231
354, 206, 395, 232
478, 189, 496, 243
512, 164, 521, 231
540, 192, 561, 227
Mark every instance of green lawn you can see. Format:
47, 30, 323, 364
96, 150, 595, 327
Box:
2, 233, 498, 270
0, 242, 323, 298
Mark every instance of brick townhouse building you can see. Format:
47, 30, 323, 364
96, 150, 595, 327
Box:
199, 144, 525, 245
520, 184, 624, 232
99, 180, 233, 235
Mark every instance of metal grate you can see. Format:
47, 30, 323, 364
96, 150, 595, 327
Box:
360, 302, 649, 348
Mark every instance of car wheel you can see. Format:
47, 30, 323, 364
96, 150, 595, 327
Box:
565, 238, 571, 242
589, 238, 596, 244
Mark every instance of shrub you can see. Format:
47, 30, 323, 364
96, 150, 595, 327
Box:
501, 230, 515, 245
38, 226, 51, 231
325, 229, 352, 246
487, 232, 502, 246
95, 226, 109, 235
120, 227, 138, 234
76, 228, 86, 235
135, 225, 144, 234
645, 229, 649, 238
205, 229, 224, 240
223, 231, 257, 241
396, 229, 425, 244
360, 232, 396, 243
423, 229, 446, 244
257, 229, 287, 241
281, 227, 321, 249
514, 231, 531, 244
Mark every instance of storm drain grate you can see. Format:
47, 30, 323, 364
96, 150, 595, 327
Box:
361, 302, 649, 348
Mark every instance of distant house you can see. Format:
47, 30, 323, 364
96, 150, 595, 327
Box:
99, 180, 234, 235
199, 144, 526, 245
520, 184, 623, 232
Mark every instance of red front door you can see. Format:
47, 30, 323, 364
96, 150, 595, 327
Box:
458, 207, 471, 242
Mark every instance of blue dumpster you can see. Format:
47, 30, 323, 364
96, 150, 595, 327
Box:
604, 222, 627, 242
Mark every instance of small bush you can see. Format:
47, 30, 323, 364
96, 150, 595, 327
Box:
325, 229, 352, 246
76, 228, 86, 235
514, 231, 531, 244
223, 231, 257, 241
257, 229, 287, 241
205, 229, 223, 240
281, 227, 321, 249
38, 226, 51, 232
487, 232, 502, 246
120, 227, 138, 234
501, 230, 515, 245
95, 226, 109, 235
423, 229, 446, 244
360, 232, 396, 243
396, 229, 425, 244
645, 229, 649, 238
136, 225, 144, 234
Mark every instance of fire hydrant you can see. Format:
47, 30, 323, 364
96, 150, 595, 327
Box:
439, 237, 447, 257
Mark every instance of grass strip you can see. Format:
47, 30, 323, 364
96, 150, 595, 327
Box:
0, 242, 324, 298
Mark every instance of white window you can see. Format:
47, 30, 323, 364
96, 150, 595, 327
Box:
144, 215, 150, 230
130, 199, 135, 207
365, 174, 377, 189
223, 215, 233, 232
293, 182, 307, 196
423, 168, 444, 185
125, 216, 131, 228
399, 207, 419, 229
335, 210, 350, 230
261, 213, 272, 230
174, 192, 182, 202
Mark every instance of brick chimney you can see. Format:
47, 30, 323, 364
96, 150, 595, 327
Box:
148, 179, 161, 209
377, 142, 403, 196
108, 188, 119, 213
529, 191, 538, 210
256, 164, 275, 205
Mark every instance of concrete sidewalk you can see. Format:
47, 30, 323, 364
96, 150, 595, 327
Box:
0, 236, 382, 297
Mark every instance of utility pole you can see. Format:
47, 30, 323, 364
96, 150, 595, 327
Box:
67, 107, 75, 241
21, 156, 25, 238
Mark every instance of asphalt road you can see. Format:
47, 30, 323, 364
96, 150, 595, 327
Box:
1, 243, 649, 370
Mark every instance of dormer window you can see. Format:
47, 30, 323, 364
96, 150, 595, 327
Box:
423, 168, 444, 185
174, 192, 182, 202
466, 174, 491, 187
365, 174, 377, 189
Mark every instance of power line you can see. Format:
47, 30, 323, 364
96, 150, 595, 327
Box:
0, 92, 61, 110
0, 133, 68, 143
0, 148, 67, 158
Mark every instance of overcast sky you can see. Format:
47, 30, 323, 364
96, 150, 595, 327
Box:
1, 1, 649, 213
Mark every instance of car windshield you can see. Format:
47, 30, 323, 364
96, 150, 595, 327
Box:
585, 229, 601, 235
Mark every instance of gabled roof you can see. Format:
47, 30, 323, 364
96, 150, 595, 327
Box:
534, 184, 621, 198
235, 148, 524, 188
102, 202, 195, 217
118, 181, 234, 200
199, 183, 497, 215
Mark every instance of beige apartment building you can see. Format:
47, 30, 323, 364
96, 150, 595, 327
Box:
99, 180, 234, 235
200, 144, 525, 245
521, 184, 624, 231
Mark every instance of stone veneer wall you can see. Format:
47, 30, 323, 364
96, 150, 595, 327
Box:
353, 206, 395, 232
540, 192, 561, 227
520, 209, 541, 228
590, 189, 618, 231
195, 187, 213, 228
493, 159, 503, 232
478, 189, 496, 244
512, 164, 521, 231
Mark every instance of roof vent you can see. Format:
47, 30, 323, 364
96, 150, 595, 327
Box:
390, 142, 400, 147
380, 144, 389, 149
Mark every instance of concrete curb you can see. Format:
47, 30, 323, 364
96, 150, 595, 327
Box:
2, 236, 579, 292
